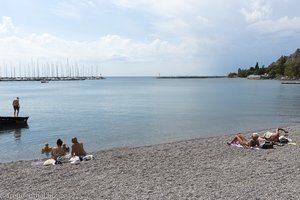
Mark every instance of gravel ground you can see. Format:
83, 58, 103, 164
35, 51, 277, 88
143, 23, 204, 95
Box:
1, 125, 300, 200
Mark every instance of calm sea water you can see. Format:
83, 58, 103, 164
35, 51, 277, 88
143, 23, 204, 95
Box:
1, 77, 300, 162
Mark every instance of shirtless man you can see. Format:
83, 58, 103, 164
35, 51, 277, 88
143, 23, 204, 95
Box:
12, 97, 20, 117
71, 137, 86, 157
263, 128, 288, 142
51, 139, 66, 160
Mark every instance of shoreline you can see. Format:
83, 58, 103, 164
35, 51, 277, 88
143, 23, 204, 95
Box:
0, 124, 291, 164
1, 125, 300, 199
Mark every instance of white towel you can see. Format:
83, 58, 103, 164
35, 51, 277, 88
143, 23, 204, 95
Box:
43, 159, 56, 166
70, 156, 80, 164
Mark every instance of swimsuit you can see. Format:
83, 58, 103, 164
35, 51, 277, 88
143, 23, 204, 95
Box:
263, 131, 273, 139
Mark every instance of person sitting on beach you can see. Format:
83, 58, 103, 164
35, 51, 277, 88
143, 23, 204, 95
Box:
262, 128, 289, 142
41, 143, 52, 154
227, 133, 260, 148
51, 139, 66, 160
71, 137, 86, 157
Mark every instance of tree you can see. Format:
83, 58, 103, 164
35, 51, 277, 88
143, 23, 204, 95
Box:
255, 62, 259, 70
228, 72, 237, 78
227, 49, 300, 79
284, 61, 293, 78
278, 56, 287, 75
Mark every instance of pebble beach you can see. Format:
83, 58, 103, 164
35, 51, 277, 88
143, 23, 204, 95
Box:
1, 125, 300, 200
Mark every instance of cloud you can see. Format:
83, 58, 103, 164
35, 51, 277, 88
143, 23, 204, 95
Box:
250, 16, 300, 35
0, 24, 206, 75
51, 0, 97, 19
240, 0, 272, 23
112, 0, 221, 51
240, 0, 300, 41
2, 0, 300, 76
0, 16, 17, 35
0, 1, 255, 76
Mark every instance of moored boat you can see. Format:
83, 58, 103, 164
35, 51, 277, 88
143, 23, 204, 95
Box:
281, 81, 300, 84
0, 116, 29, 127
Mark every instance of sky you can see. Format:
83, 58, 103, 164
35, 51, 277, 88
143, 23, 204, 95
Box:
0, 0, 300, 76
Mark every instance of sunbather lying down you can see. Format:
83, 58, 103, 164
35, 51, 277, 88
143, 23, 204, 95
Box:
227, 132, 260, 148
227, 128, 290, 148
262, 128, 289, 142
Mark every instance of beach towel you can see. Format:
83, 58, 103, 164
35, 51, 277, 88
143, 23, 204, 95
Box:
230, 143, 243, 148
279, 136, 292, 144
229, 143, 260, 150
43, 158, 56, 166
279, 136, 295, 145
57, 154, 71, 163
70, 156, 80, 164
69, 154, 95, 164
82, 154, 95, 161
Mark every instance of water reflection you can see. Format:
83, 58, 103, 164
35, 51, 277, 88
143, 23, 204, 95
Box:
0, 125, 29, 140
14, 128, 22, 140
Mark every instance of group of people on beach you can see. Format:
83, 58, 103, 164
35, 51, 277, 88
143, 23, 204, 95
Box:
42, 137, 87, 160
227, 128, 289, 148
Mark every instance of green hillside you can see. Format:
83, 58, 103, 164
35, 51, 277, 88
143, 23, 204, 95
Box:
228, 49, 300, 79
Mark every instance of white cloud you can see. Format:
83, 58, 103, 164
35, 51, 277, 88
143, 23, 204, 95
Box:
113, 0, 215, 42
0, 8, 220, 76
240, 0, 300, 40
0, 1, 249, 76
0, 16, 17, 35
249, 16, 300, 42
52, 0, 97, 19
240, 0, 272, 23
1, 0, 300, 76
86, 1, 96, 8
250, 16, 300, 33
0, 29, 206, 75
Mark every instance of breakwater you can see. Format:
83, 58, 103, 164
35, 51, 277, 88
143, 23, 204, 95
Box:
157, 76, 226, 79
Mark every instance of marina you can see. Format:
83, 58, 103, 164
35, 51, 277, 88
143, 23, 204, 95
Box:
0, 76, 105, 82
0, 60, 105, 81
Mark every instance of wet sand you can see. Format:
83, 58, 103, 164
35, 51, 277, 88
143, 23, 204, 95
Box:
1, 125, 300, 199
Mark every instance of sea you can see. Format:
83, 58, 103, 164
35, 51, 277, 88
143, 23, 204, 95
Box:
1, 77, 300, 162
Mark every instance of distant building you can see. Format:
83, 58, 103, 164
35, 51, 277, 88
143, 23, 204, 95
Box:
247, 74, 269, 80
247, 75, 261, 80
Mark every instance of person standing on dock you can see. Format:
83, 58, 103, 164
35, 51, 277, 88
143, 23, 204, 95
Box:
12, 97, 20, 117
